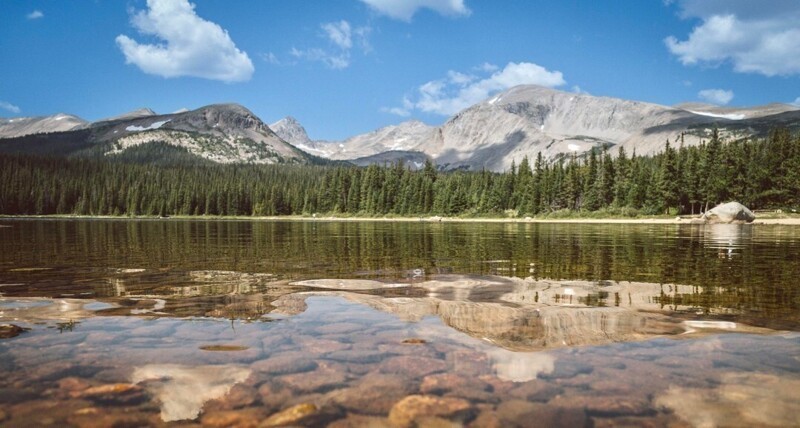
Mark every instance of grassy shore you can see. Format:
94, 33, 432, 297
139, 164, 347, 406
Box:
2, 213, 800, 225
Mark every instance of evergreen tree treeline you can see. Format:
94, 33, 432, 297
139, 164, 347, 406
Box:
1, 129, 798, 217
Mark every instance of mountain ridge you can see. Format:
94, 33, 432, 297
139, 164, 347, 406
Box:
0, 103, 311, 165
274, 85, 800, 171
3, 86, 799, 170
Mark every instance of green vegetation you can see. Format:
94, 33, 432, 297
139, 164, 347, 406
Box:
1, 128, 798, 217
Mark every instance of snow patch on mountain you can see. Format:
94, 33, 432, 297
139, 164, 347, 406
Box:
688, 111, 745, 120
126, 120, 171, 132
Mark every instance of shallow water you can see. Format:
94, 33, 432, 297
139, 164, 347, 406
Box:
1, 219, 799, 427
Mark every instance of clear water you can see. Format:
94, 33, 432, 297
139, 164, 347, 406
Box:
0, 219, 798, 427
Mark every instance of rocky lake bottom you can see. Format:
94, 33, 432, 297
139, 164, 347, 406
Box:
1, 220, 799, 427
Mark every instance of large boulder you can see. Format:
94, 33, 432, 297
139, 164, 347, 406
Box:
699, 202, 756, 224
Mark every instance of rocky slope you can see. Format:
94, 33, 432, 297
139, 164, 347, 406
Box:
0, 104, 311, 164
5, 87, 798, 170
95, 108, 157, 124
0, 113, 87, 139
271, 117, 435, 164
276, 85, 800, 171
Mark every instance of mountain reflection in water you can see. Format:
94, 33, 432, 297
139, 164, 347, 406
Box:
1, 220, 799, 427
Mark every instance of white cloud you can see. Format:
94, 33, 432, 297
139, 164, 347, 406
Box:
791, 97, 800, 107
380, 97, 414, 117
698, 88, 734, 105
571, 85, 589, 95
360, 0, 470, 22
291, 20, 370, 70
0, 101, 21, 114
384, 61, 565, 116
115, 0, 254, 83
291, 47, 350, 70
322, 20, 352, 50
27, 10, 44, 20
474, 62, 499, 73
665, 1, 800, 76
261, 52, 284, 65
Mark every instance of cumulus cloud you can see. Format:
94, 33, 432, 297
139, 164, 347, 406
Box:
380, 97, 415, 117
322, 20, 352, 50
665, 0, 800, 76
291, 47, 350, 70
27, 10, 44, 20
385, 61, 565, 116
115, 0, 254, 83
0, 101, 21, 114
474, 62, 499, 73
290, 20, 370, 70
360, 0, 470, 21
571, 85, 590, 95
698, 88, 734, 105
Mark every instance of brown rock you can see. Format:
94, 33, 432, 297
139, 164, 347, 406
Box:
420, 373, 494, 402
549, 394, 653, 417
508, 380, 562, 402
316, 322, 364, 334
326, 349, 387, 364
260, 402, 341, 427
415, 416, 464, 427
0, 324, 28, 339
447, 350, 492, 377
477, 375, 516, 396
380, 355, 448, 378
0, 408, 7, 422
377, 342, 441, 358
421, 373, 465, 394
469, 409, 503, 428
261, 334, 291, 350
252, 354, 317, 375
293, 337, 350, 354
327, 373, 414, 415
495, 400, 588, 428
258, 382, 294, 413
279, 363, 347, 393
592, 415, 675, 428
388, 395, 474, 428
58, 377, 92, 393
67, 409, 155, 428
73, 383, 146, 405
202, 408, 267, 428
204, 384, 259, 411
327, 413, 392, 428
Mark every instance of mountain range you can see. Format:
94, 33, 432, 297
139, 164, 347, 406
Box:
2, 85, 798, 171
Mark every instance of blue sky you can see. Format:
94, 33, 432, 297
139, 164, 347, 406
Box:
2, 0, 799, 140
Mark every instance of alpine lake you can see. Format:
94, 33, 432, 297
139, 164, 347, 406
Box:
0, 219, 798, 427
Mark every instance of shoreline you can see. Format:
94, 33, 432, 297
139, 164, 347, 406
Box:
2, 214, 800, 225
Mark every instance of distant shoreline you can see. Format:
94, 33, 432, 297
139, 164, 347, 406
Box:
1, 214, 799, 225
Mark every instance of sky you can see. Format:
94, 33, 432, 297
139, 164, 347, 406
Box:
2, 0, 799, 140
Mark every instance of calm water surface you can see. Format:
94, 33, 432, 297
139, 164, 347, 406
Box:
0, 219, 799, 427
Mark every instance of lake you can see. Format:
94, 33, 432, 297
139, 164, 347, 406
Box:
1, 219, 799, 427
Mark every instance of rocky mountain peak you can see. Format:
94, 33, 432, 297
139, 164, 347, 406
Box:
270, 116, 311, 146
171, 103, 271, 135
0, 113, 87, 139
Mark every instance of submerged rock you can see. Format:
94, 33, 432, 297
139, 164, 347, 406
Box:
0, 324, 28, 339
698, 202, 756, 224
261, 403, 341, 427
326, 373, 414, 415
73, 383, 146, 406
388, 395, 474, 427
655, 372, 800, 427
